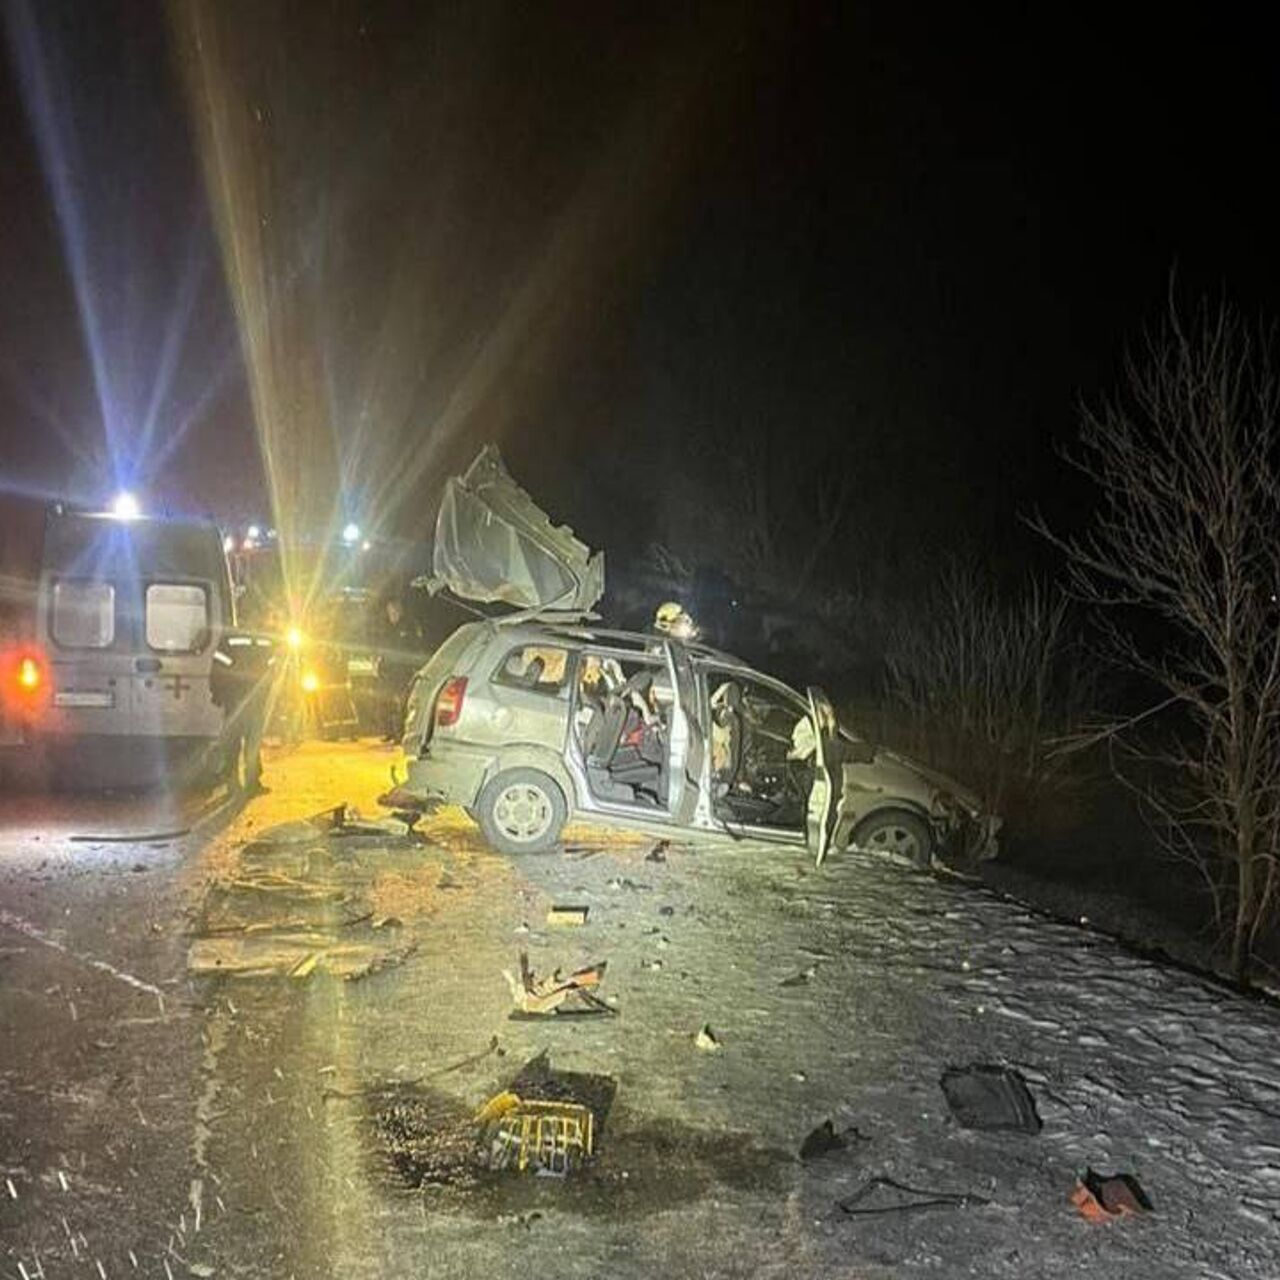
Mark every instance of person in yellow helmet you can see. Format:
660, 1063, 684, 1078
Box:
653, 601, 699, 642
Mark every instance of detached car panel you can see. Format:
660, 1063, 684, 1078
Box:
429, 445, 604, 616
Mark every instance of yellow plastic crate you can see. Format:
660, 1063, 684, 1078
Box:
476, 1090, 594, 1176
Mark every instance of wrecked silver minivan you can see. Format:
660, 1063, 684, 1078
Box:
397, 447, 998, 865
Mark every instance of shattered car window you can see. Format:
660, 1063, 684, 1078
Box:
493, 644, 572, 696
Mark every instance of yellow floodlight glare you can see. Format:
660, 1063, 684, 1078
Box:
285, 625, 305, 652
300, 669, 320, 694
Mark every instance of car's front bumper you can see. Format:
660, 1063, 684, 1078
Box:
937, 807, 1002, 861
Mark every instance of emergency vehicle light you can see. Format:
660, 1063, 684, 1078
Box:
111, 492, 141, 520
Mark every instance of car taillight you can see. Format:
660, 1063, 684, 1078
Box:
435, 676, 467, 727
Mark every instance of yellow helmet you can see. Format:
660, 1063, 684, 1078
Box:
654, 601, 698, 638
655, 601, 685, 630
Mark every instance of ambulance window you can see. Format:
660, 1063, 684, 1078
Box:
52, 581, 115, 649
146, 583, 210, 652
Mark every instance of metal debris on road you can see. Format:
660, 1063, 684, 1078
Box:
799, 1120, 844, 1160
645, 839, 669, 862
307, 802, 412, 837
798, 1119, 868, 1160
504, 951, 611, 1016
546, 904, 589, 927
695, 1024, 721, 1052
940, 1063, 1042, 1133
780, 965, 818, 987
837, 1174, 991, 1216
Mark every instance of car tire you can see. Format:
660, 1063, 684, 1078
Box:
849, 808, 934, 869
476, 767, 567, 855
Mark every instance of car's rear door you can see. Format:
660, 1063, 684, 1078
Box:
480, 641, 575, 751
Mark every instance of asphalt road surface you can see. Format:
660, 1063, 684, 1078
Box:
3, 740, 1279, 1279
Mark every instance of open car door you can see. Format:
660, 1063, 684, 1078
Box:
806, 686, 838, 866
667, 644, 706, 824
430, 445, 604, 617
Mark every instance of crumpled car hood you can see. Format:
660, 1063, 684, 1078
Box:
430, 445, 604, 616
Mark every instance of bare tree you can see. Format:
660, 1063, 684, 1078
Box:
1041, 296, 1280, 980
882, 559, 1092, 826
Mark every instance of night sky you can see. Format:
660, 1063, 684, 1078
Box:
2, 2, 1278, 585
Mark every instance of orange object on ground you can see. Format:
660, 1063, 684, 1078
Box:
1071, 1169, 1153, 1221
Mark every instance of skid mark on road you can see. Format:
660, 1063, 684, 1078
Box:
0, 908, 166, 1006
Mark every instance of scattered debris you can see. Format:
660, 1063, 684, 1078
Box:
645, 839, 669, 863
837, 1174, 991, 1216
563, 844, 606, 860
607, 877, 649, 892
188, 934, 416, 980
780, 965, 817, 988
376, 1088, 484, 1190
1071, 1169, 1153, 1221
798, 1119, 867, 1160
376, 785, 437, 823
373, 1053, 615, 1191
940, 1064, 1042, 1133
695, 1024, 722, 1052
799, 1120, 845, 1160
475, 1090, 595, 1176
504, 952, 612, 1016
308, 802, 412, 837
429, 1035, 504, 1080
546, 905, 589, 927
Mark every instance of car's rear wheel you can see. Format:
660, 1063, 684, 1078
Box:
476, 767, 567, 855
849, 808, 933, 869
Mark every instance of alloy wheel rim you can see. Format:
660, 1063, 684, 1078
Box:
494, 784, 554, 842
869, 824, 920, 860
